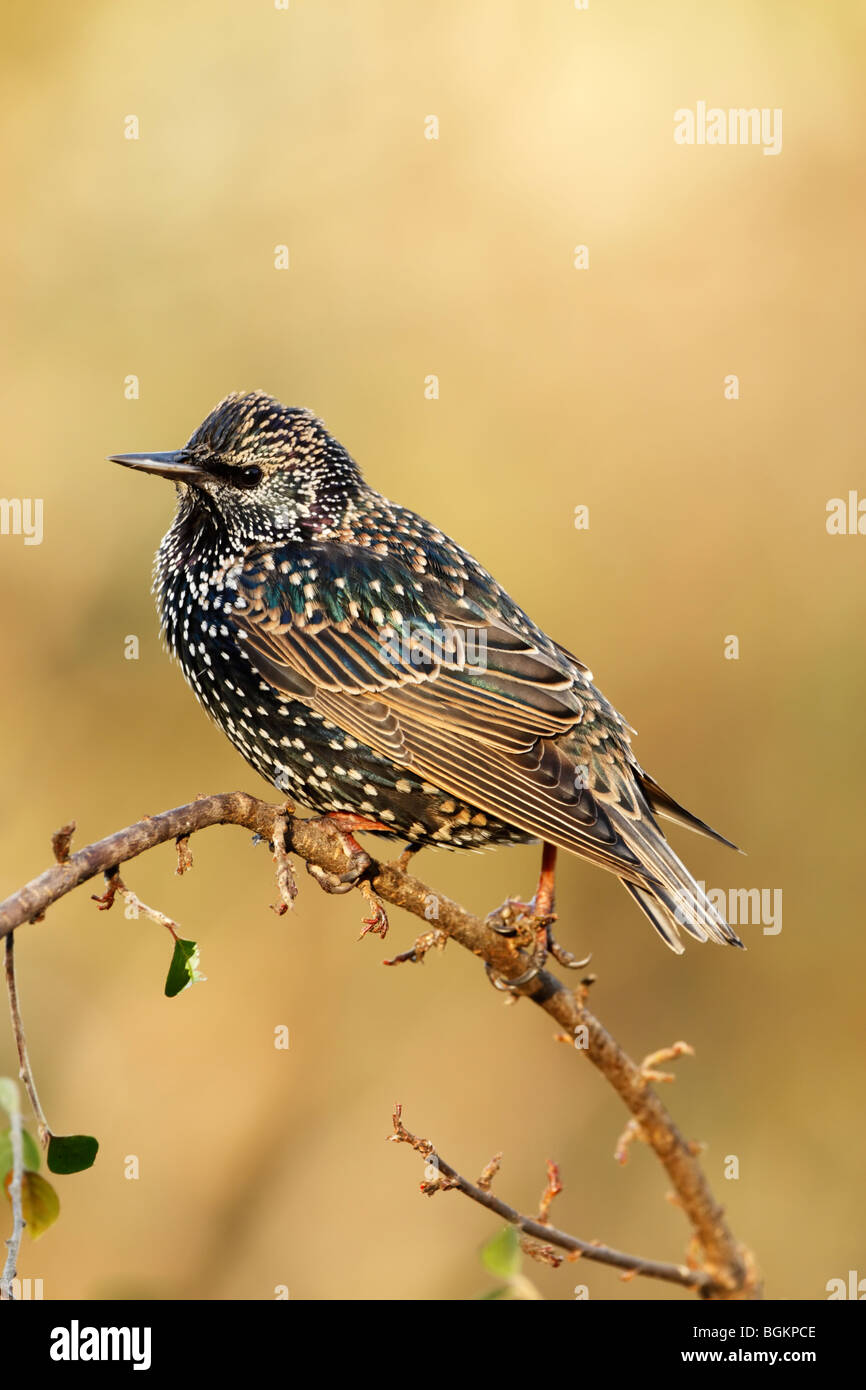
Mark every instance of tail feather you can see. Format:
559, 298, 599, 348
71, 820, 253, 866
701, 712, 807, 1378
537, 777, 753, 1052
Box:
621, 882, 685, 954
637, 771, 741, 853
608, 804, 745, 953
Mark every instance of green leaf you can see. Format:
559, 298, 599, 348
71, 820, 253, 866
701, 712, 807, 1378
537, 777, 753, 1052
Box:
47, 1134, 99, 1175
164, 938, 205, 998
0, 1127, 41, 1177
22, 1129, 41, 1171
477, 1285, 512, 1300
0, 1078, 19, 1118
4, 1170, 60, 1239
480, 1225, 521, 1281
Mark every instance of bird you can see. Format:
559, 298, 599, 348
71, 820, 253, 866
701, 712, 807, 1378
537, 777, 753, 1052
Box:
110, 390, 743, 953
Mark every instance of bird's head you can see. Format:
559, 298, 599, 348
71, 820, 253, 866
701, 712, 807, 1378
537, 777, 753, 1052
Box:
110, 391, 363, 546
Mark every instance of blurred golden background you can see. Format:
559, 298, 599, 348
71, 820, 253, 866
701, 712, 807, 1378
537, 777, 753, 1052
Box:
1, 0, 864, 1301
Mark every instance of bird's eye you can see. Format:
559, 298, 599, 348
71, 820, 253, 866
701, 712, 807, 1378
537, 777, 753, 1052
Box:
238, 465, 263, 489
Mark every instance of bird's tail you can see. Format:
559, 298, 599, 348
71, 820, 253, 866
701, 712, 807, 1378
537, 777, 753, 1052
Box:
611, 811, 744, 954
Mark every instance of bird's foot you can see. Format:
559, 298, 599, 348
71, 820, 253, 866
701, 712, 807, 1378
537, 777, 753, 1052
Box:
305, 858, 368, 895
485, 844, 589, 982
484, 896, 589, 991
304, 811, 390, 937
483, 897, 554, 992
485, 894, 554, 936
484, 841, 557, 943
304, 811, 389, 892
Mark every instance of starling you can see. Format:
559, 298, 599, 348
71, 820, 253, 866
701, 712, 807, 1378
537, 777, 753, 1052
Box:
111, 391, 742, 953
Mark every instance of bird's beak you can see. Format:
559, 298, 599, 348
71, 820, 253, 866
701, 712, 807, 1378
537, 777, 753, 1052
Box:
108, 450, 209, 484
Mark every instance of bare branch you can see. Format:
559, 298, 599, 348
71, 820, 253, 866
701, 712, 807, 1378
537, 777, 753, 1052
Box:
389, 1104, 708, 1293
4, 934, 49, 1147
0, 792, 759, 1299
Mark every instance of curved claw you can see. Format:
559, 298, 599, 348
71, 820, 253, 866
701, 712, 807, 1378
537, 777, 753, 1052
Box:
485, 960, 542, 992
304, 822, 373, 895
358, 881, 389, 939
546, 930, 592, 971
485, 896, 545, 937
305, 861, 358, 895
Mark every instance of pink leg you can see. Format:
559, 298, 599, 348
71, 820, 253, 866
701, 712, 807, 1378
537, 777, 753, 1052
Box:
532, 843, 558, 919
321, 810, 393, 859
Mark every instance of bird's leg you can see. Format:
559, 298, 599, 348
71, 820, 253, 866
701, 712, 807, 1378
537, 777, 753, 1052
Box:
532, 841, 558, 918
531, 844, 590, 969
394, 842, 422, 873
304, 811, 391, 937
530, 843, 589, 969
322, 810, 394, 842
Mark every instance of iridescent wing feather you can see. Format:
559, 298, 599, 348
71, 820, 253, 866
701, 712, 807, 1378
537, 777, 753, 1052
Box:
233, 540, 742, 951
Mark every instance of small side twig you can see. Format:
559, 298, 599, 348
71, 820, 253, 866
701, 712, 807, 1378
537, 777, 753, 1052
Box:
537, 1160, 563, 1224
270, 810, 297, 915
51, 822, 76, 865
388, 1104, 710, 1294
4, 935, 49, 1146
477, 1152, 502, 1191
175, 834, 194, 875
640, 1040, 695, 1085
615, 1116, 647, 1165
92, 869, 182, 942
